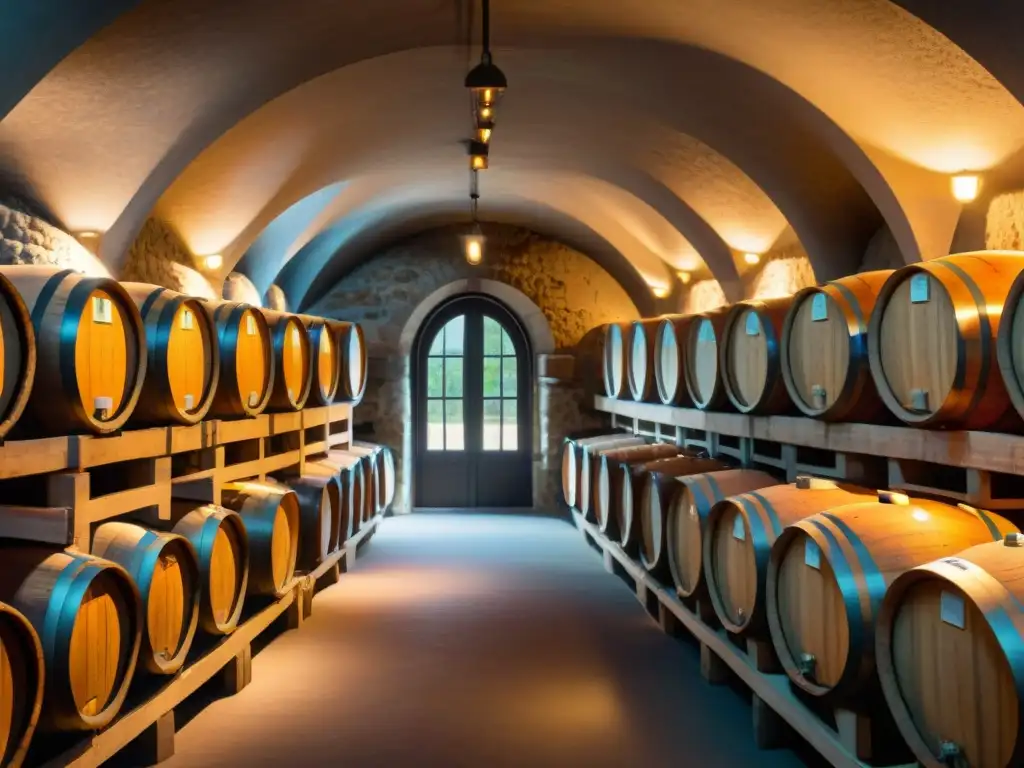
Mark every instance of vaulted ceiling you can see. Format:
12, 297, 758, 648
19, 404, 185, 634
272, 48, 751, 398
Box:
2, 0, 1023, 309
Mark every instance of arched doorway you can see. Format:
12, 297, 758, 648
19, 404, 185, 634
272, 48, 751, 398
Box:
413, 294, 533, 509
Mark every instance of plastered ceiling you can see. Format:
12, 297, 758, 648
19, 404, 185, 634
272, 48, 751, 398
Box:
1, 0, 1023, 307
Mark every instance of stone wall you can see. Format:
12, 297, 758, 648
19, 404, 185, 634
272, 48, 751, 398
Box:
121, 217, 217, 297
307, 223, 640, 513
0, 199, 109, 275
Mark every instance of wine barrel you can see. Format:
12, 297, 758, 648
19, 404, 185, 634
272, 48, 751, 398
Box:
168, 502, 248, 636
0, 272, 34, 441
627, 318, 664, 402
868, 252, 1024, 429
122, 283, 220, 426
0, 602, 43, 768
654, 315, 695, 406
704, 477, 874, 640
219, 482, 300, 597
665, 469, 779, 599
263, 310, 312, 412
781, 271, 892, 421
578, 436, 648, 519
302, 316, 340, 406
594, 444, 686, 537
378, 446, 396, 509
347, 445, 381, 520
766, 492, 1017, 706
305, 453, 364, 541
721, 297, 794, 414
633, 456, 729, 573
0, 547, 141, 731
0, 266, 146, 435
602, 322, 628, 398
877, 538, 1024, 768
204, 300, 274, 418
995, 267, 1024, 424
683, 306, 731, 410
560, 432, 630, 509
275, 473, 342, 567
327, 320, 367, 403
91, 522, 200, 675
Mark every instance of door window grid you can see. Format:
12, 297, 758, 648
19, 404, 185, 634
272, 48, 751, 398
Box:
483, 317, 518, 451
426, 315, 465, 451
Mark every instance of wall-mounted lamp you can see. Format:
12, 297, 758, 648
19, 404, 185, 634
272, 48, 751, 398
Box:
75, 231, 101, 254
951, 173, 981, 203
203, 254, 224, 271
743, 252, 761, 266
651, 285, 671, 299
469, 140, 490, 171
677, 270, 692, 285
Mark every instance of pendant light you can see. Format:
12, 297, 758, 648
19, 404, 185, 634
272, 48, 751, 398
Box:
465, 177, 485, 266
465, 0, 507, 125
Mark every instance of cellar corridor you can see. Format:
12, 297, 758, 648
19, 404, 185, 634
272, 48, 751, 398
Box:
160, 515, 809, 768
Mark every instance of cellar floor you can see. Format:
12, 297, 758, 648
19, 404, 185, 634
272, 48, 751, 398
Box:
162, 514, 815, 767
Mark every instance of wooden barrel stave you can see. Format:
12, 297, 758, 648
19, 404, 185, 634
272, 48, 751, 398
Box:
168, 502, 249, 636
219, 482, 300, 597
721, 296, 795, 414
0, 547, 142, 731
627, 318, 664, 402
654, 315, 695, 406
877, 539, 1024, 768
0, 602, 43, 768
123, 283, 220, 425
378, 446, 396, 510
0, 272, 35, 441
301, 316, 340, 406
306, 453, 365, 541
684, 307, 731, 410
560, 432, 630, 509
665, 469, 780, 599
593, 443, 679, 532
703, 478, 874, 640
597, 447, 692, 541
91, 522, 201, 675
348, 444, 382, 520
578, 436, 648, 519
766, 493, 1018, 708
602, 323, 628, 398
262, 310, 313, 412
204, 301, 275, 418
781, 271, 892, 421
869, 252, 1024, 430
274, 473, 341, 567
0, 266, 146, 435
327, 320, 367, 403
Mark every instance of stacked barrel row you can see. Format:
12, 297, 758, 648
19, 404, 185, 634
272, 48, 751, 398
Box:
602, 250, 1024, 430
0, 441, 394, 766
0, 266, 369, 440
563, 431, 1024, 768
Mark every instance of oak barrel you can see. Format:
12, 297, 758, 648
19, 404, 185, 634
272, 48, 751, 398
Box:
327, 320, 367, 403
302, 316, 340, 406
0, 266, 146, 435
219, 482, 300, 597
168, 502, 248, 636
91, 522, 200, 675
594, 444, 686, 539
0, 602, 43, 768
0, 547, 141, 731
654, 315, 695, 406
578, 436, 648, 519
634, 456, 729, 573
560, 432, 630, 509
766, 492, 1017, 706
0, 272, 34, 441
347, 444, 382, 520
994, 267, 1024, 424
262, 310, 312, 412
721, 297, 794, 414
626, 318, 664, 402
378, 445, 396, 509
276, 473, 342, 567
665, 469, 779, 599
683, 306, 731, 410
877, 538, 1024, 768
305, 453, 364, 541
703, 477, 874, 640
780, 271, 892, 421
602, 322, 628, 398
204, 300, 274, 418
868, 252, 1024, 429
123, 283, 220, 425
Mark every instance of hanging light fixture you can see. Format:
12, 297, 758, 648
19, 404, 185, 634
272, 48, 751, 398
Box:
464, 175, 485, 266
465, 0, 507, 124
469, 140, 489, 171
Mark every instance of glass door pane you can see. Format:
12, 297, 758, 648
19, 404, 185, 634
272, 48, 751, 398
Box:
425, 315, 465, 451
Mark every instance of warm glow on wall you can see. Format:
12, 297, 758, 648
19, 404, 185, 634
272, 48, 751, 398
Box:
75, 231, 101, 254
677, 271, 692, 285
651, 285, 671, 298
743, 252, 761, 265
203, 253, 224, 270
951, 173, 981, 203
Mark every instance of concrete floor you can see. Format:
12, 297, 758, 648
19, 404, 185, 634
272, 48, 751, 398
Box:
164, 514, 812, 768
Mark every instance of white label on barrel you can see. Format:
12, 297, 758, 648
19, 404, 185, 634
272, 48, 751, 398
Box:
94, 396, 113, 415
940, 590, 965, 629
181, 309, 194, 330
92, 296, 113, 324
804, 539, 821, 569
246, 315, 256, 335
248, 391, 259, 407
732, 516, 746, 541
698, 321, 714, 342
910, 273, 930, 304
184, 393, 194, 410
745, 312, 760, 336
811, 293, 827, 322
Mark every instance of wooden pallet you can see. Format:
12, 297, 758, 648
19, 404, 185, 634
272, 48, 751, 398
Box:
573, 511, 915, 768
38, 512, 384, 768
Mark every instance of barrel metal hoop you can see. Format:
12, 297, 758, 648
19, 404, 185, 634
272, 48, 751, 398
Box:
28, 269, 74, 330
701, 473, 723, 506
962, 505, 1005, 543
138, 286, 169, 319
932, 260, 988, 414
